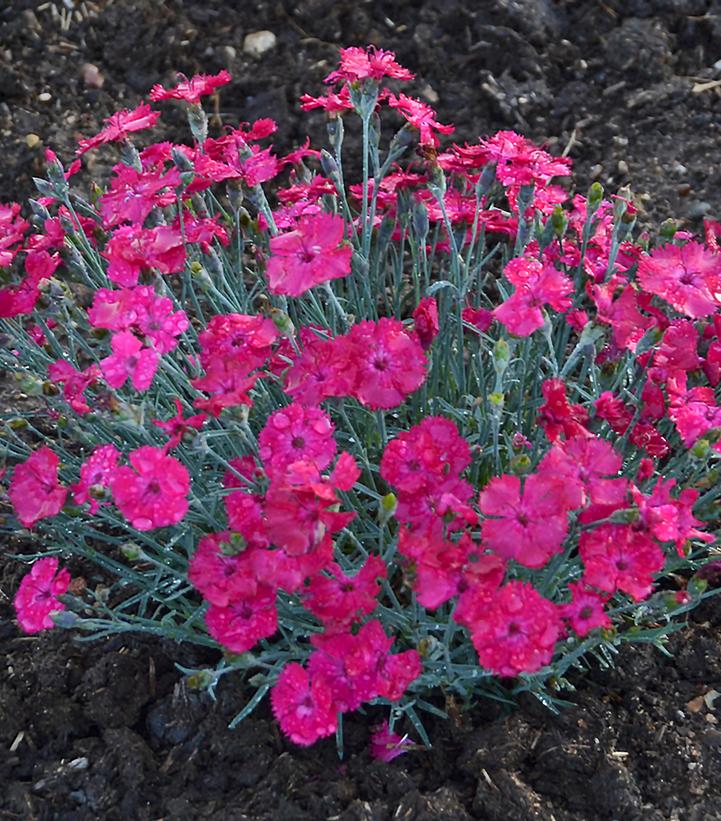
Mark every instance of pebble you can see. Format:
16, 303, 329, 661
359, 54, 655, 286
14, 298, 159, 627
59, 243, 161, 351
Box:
589, 164, 603, 180
81, 63, 104, 89
687, 200, 711, 219
25, 133, 40, 148
219, 45, 237, 62
617, 160, 629, 175
243, 30, 277, 58
678, 183, 692, 197
37, 92, 52, 103
420, 84, 439, 104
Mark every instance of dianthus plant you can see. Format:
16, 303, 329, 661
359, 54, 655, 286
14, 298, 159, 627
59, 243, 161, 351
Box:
2, 48, 721, 749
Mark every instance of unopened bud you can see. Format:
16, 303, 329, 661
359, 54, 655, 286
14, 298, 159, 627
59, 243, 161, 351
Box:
171, 147, 194, 173
187, 669, 215, 690
488, 391, 504, 409
587, 182, 604, 210
269, 307, 295, 338
187, 104, 208, 143
692, 439, 711, 459
120, 542, 143, 561
379, 492, 397, 524
319, 149, 340, 179
492, 339, 511, 377
551, 205, 567, 237
220, 533, 247, 556
510, 454, 532, 475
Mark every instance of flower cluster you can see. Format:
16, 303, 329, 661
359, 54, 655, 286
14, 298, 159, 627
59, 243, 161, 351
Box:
4, 48, 719, 753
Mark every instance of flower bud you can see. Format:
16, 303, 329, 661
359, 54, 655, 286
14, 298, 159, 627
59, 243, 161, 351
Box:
488, 391, 504, 409
692, 439, 711, 459
510, 454, 532, 475
379, 492, 397, 525
171, 147, 194, 173
269, 307, 295, 338
187, 669, 215, 690
52, 610, 79, 629
187, 104, 208, 143
319, 149, 340, 180
120, 542, 143, 561
220, 533, 247, 556
587, 182, 604, 211
551, 205, 567, 238
492, 339, 511, 378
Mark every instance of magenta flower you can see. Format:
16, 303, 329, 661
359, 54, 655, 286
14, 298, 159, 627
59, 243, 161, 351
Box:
9, 447, 67, 528
76, 103, 160, 155
347, 318, 427, 410
205, 588, 278, 654
14, 557, 71, 634
479, 473, 570, 568
266, 213, 352, 297
270, 663, 338, 747
325, 46, 415, 84
150, 70, 232, 105
258, 403, 337, 479
455, 580, 562, 677
100, 331, 160, 392
109, 446, 190, 531
637, 241, 721, 318
370, 722, 418, 763
72, 444, 121, 515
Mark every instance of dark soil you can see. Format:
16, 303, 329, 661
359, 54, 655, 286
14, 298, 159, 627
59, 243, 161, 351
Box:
3, 0, 721, 818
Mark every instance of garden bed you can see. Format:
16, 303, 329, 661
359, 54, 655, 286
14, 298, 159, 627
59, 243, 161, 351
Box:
2, 1, 721, 819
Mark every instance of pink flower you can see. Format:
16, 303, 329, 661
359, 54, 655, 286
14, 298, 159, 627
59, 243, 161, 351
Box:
412, 296, 439, 350
325, 46, 414, 84
370, 722, 418, 762
494, 256, 573, 336
77, 103, 160, 154
100, 331, 160, 392
150, 70, 232, 105
455, 580, 562, 677
259, 403, 337, 479
72, 444, 121, 514
637, 241, 721, 318
152, 399, 207, 448
99, 164, 180, 228
283, 330, 357, 405
189, 531, 264, 606
346, 318, 427, 410
205, 588, 278, 654
462, 305, 494, 334
561, 582, 611, 637
580, 524, 665, 601
14, 557, 71, 634
47, 360, 100, 415
303, 556, 386, 631
479, 473, 570, 568
271, 663, 338, 746
387, 93, 454, 147
109, 446, 190, 531
9, 447, 67, 528
381, 416, 470, 495
537, 379, 591, 443
266, 213, 352, 297
0, 202, 29, 267
103, 224, 185, 287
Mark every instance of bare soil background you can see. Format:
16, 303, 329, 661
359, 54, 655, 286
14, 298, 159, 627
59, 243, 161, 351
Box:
2, 1, 721, 818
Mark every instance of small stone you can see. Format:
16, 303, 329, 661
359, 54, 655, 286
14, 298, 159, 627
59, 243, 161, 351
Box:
37, 92, 52, 103
243, 30, 277, 58
81, 63, 104, 90
590, 164, 603, 180
220, 45, 237, 62
25, 133, 40, 148
677, 183, 692, 197
687, 200, 711, 219
420, 84, 439, 104
617, 160, 629, 175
